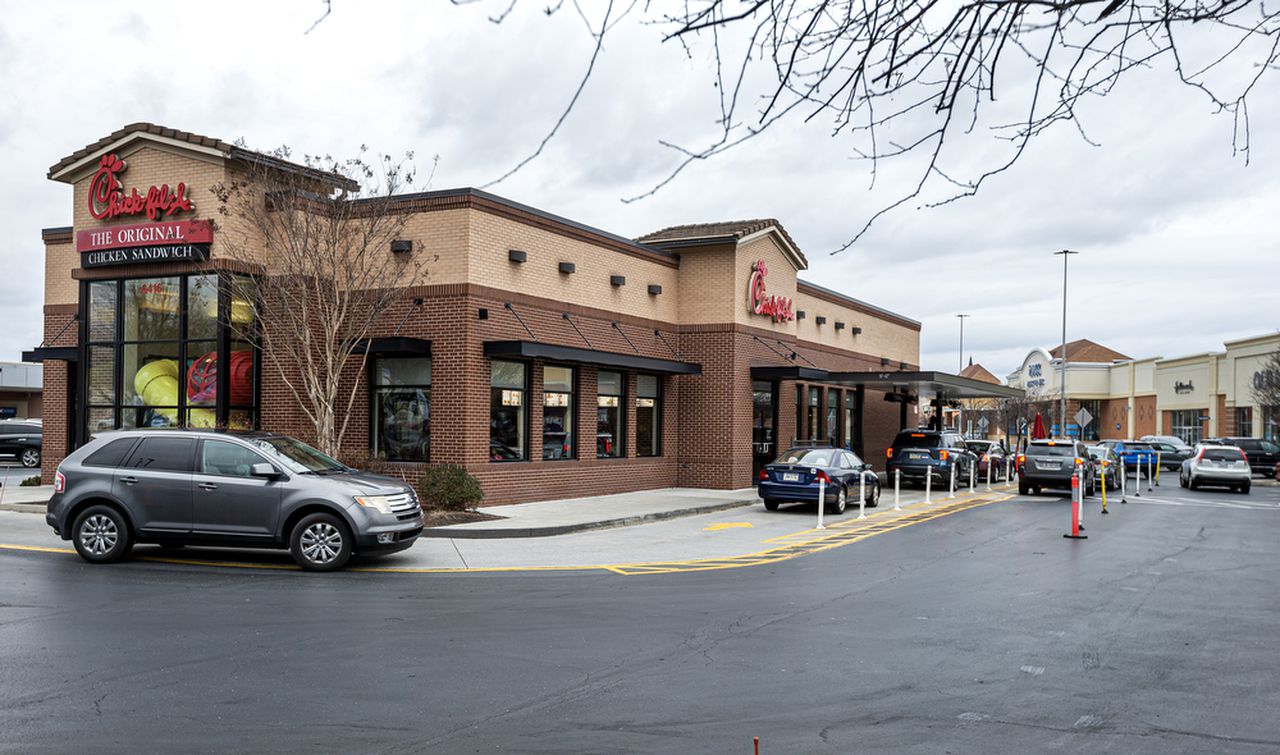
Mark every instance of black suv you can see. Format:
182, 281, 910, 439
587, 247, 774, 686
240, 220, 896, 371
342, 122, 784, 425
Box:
885, 429, 977, 487
0, 421, 42, 468
1208, 437, 1280, 476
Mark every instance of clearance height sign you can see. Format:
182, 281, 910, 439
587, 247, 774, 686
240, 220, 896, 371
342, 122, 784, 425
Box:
76, 220, 213, 268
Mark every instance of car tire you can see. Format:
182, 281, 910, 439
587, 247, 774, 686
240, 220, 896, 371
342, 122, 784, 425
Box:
829, 486, 847, 515
20, 447, 40, 468
1189, 477, 1199, 491
763, 499, 780, 511
868, 482, 880, 508
289, 512, 353, 572
72, 505, 133, 564
1179, 474, 1187, 488
1018, 480, 1029, 496
1241, 482, 1251, 495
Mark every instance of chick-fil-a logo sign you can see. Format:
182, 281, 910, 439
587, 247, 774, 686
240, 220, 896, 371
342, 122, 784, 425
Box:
747, 259, 794, 323
88, 153, 195, 222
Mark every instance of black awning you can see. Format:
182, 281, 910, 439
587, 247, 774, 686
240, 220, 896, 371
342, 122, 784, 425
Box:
352, 337, 432, 357
22, 346, 78, 363
825, 370, 1024, 400
749, 365, 830, 382
483, 341, 701, 375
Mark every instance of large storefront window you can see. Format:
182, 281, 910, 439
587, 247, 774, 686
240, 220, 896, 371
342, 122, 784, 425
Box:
1170, 409, 1206, 444
825, 389, 839, 446
636, 374, 661, 457
597, 370, 623, 458
1078, 399, 1101, 441
752, 380, 776, 479
843, 392, 858, 451
83, 275, 258, 439
372, 358, 431, 462
490, 360, 526, 461
806, 386, 820, 442
1234, 406, 1253, 437
542, 366, 575, 460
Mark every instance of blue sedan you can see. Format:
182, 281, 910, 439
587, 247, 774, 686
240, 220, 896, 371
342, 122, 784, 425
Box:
758, 447, 881, 514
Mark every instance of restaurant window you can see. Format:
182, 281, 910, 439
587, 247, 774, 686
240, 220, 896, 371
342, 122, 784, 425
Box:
372, 358, 431, 462
83, 274, 258, 439
825, 389, 839, 446
597, 370, 623, 458
543, 366, 575, 460
843, 392, 858, 451
636, 374, 661, 457
490, 360, 527, 461
806, 386, 820, 442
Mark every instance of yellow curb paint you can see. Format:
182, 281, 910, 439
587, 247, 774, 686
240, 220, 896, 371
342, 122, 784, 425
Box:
703, 522, 754, 531
0, 492, 1016, 576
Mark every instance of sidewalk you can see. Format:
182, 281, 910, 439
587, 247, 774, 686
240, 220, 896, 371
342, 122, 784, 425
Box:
0, 484, 54, 512
425, 487, 761, 538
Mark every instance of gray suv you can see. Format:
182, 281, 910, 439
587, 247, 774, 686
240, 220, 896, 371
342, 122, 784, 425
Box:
1017, 439, 1096, 497
46, 430, 424, 571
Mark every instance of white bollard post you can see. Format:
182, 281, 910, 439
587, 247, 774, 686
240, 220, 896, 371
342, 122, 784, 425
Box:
858, 470, 867, 520
1132, 456, 1141, 498
986, 458, 993, 492
969, 462, 976, 493
924, 468, 933, 504
816, 476, 826, 530
1006, 457, 1013, 486
1147, 454, 1154, 492
949, 464, 956, 499
1120, 461, 1128, 504
894, 469, 902, 511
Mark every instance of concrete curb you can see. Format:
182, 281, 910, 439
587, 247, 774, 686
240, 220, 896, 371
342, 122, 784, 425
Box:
0, 503, 46, 514
421, 498, 757, 539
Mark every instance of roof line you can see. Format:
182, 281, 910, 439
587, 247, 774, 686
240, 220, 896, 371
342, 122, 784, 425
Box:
796, 279, 921, 329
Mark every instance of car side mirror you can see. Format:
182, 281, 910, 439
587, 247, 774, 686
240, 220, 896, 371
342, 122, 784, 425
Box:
251, 463, 280, 479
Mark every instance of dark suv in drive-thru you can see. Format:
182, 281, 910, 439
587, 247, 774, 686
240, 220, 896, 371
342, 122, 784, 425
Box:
885, 429, 977, 487
1207, 437, 1280, 476
1017, 439, 1096, 496
46, 430, 424, 571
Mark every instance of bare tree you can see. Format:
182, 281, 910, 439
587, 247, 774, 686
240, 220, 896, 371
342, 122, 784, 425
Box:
312, 0, 1280, 249
211, 147, 430, 456
1250, 349, 1280, 435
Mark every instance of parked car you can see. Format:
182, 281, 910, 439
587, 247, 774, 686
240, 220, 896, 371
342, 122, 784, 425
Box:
1017, 439, 1096, 496
1180, 444, 1251, 493
0, 420, 43, 468
966, 440, 1009, 481
1140, 435, 1193, 453
1142, 440, 1194, 471
1086, 445, 1123, 491
885, 430, 977, 488
46, 430, 424, 571
1274, 460, 1280, 482
1099, 439, 1158, 478
1206, 437, 1280, 476
759, 446, 880, 514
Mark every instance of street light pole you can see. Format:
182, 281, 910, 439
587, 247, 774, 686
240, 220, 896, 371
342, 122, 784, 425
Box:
1053, 250, 1079, 439
956, 313, 970, 436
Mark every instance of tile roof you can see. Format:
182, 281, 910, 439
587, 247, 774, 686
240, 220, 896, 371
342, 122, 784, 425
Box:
48, 122, 233, 179
1048, 339, 1131, 363
637, 219, 806, 267
959, 362, 1001, 384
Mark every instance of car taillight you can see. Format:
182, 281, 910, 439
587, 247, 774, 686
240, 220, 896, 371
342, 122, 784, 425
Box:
1074, 457, 1084, 466
759, 469, 768, 481
886, 448, 893, 459
815, 470, 831, 483
1017, 454, 1025, 467
939, 450, 949, 461
981, 453, 988, 462
53, 470, 65, 494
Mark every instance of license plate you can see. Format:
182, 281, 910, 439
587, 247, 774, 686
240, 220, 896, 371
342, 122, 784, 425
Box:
1038, 461, 1062, 470
782, 472, 800, 482
909, 453, 928, 460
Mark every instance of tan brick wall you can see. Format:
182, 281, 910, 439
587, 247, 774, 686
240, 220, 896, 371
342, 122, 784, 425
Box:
675, 245, 737, 325
44, 240, 78, 306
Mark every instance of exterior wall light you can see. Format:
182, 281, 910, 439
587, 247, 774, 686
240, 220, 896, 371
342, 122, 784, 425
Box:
648, 284, 662, 295
835, 321, 846, 331
509, 249, 528, 263
796, 310, 806, 320
559, 262, 576, 274
390, 240, 413, 253
815, 316, 827, 325
611, 275, 626, 287
881, 357, 891, 366
852, 326, 863, 335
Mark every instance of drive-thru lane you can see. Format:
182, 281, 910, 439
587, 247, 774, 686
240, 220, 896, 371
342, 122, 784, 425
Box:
1, 485, 1278, 752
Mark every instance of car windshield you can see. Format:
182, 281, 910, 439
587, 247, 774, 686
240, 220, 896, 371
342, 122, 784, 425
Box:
774, 448, 838, 467
1028, 444, 1077, 457
248, 436, 347, 474
1202, 448, 1245, 462
1087, 446, 1107, 457
968, 441, 993, 452
893, 432, 940, 448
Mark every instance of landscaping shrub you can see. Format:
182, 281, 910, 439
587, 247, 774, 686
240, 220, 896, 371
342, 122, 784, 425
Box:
20, 476, 41, 487
417, 465, 484, 511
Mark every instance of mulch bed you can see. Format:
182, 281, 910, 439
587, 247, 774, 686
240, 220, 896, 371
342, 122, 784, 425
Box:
422, 509, 505, 527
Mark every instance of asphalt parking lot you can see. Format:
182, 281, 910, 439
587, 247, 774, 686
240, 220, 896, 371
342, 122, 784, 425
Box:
1, 483, 1278, 753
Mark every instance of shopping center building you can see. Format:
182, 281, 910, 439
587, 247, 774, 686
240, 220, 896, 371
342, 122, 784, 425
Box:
26, 123, 927, 504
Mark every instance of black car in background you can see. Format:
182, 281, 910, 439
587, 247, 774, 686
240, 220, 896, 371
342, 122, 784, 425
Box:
885, 429, 978, 487
966, 439, 1010, 481
1208, 437, 1280, 476
0, 421, 42, 468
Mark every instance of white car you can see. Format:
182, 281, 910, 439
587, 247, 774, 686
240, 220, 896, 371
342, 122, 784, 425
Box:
1179, 444, 1251, 494
1140, 434, 1192, 453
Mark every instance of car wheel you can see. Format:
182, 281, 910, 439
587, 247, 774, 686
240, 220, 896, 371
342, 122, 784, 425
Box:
20, 448, 40, 468
1189, 477, 1199, 491
290, 513, 353, 572
72, 505, 133, 564
763, 499, 780, 511
868, 482, 881, 508
1179, 474, 1187, 488
1241, 482, 1251, 495
829, 486, 847, 515
1018, 480, 1029, 496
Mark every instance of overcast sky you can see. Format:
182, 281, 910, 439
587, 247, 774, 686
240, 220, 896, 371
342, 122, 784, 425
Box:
2, 1, 1277, 378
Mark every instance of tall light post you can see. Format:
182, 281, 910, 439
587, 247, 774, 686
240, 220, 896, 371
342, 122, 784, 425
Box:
1053, 250, 1079, 438
956, 314, 970, 435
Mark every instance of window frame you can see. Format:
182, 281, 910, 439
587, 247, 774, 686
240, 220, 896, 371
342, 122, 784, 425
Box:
541, 364, 577, 461
636, 373, 662, 457
369, 356, 433, 463
596, 369, 625, 459
489, 359, 530, 463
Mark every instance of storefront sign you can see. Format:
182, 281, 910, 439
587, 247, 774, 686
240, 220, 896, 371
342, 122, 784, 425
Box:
747, 260, 794, 323
1174, 380, 1194, 394
76, 220, 213, 254
88, 153, 195, 221
82, 244, 211, 268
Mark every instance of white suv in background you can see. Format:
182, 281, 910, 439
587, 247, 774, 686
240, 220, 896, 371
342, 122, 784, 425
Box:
1179, 444, 1252, 494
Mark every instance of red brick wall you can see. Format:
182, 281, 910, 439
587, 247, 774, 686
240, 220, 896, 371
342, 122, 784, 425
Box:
38, 306, 78, 484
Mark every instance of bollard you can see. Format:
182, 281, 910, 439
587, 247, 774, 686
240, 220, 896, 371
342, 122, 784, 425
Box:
925, 467, 933, 504
894, 469, 902, 511
969, 462, 976, 493
1006, 457, 1014, 486
1064, 471, 1087, 539
949, 464, 956, 499
858, 470, 867, 520
1147, 454, 1154, 492
1101, 463, 1109, 514
1119, 462, 1128, 504
1132, 458, 1141, 498
1155, 452, 1162, 487
816, 476, 826, 530
1078, 469, 1086, 531
986, 458, 993, 492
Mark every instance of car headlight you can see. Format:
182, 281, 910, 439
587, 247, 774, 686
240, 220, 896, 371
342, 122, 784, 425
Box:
354, 495, 394, 514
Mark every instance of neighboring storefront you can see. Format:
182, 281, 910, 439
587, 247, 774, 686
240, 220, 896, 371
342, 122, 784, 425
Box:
26, 123, 922, 504
1006, 334, 1280, 444
0, 361, 43, 419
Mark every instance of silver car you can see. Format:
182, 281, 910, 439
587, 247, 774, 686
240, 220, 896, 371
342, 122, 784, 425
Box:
1179, 444, 1252, 494
46, 430, 424, 571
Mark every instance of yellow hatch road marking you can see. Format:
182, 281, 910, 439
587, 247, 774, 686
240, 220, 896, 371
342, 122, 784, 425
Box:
0, 491, 1015, 576
703, 522, 754, 531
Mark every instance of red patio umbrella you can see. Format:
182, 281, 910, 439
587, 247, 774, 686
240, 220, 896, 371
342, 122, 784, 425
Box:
1030, 413, 1048, 440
